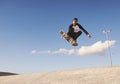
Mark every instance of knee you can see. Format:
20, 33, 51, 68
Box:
78, 31, 82, 35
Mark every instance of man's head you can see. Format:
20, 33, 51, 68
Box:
72, 18, 78, 26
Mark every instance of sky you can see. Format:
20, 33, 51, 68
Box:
0, 0, 120, 73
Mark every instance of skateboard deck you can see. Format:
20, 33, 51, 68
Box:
60, 30, 78, 46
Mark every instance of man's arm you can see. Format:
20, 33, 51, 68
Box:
78, 23, 91, 38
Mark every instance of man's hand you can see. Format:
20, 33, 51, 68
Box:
87, 34, 92, 38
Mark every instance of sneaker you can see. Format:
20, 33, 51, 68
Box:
73, 43, 78, 46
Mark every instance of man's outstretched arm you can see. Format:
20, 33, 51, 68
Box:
78, 24, 91, 38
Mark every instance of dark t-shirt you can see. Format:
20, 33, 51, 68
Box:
68, 23, 89, 35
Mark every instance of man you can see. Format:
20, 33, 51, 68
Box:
67, 18, 91, 42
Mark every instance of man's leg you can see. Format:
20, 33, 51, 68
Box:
67, 31, 82, 41
67, 29, 75, 39
67, 32, 75, 40
74, 31, 82, 41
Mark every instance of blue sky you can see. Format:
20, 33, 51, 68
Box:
0, 0, 120, 73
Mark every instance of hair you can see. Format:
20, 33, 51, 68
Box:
73, 18, 78, 22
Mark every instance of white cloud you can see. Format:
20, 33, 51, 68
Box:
52, 48, 76, 55
31, 40, 116, 56
31, 50, 37, 54
77, 40, 116, 56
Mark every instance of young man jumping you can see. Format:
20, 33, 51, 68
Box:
67, 18, 91, 42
